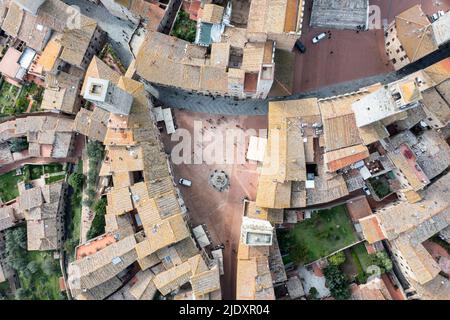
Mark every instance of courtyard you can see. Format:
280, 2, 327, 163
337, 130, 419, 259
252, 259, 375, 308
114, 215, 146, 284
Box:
0, 163, 66, 203
279, 205, 359, 264
0, 81, 43, 116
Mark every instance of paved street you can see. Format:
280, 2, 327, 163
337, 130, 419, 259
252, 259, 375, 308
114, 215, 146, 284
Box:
63, 0, 137, 67
150, 44, 450, 115
63, 0, 450, 115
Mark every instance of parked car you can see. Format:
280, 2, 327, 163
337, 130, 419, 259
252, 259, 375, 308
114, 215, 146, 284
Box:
431, 10, 445, 22
362, 186, 371, 196
312, 32, 327, 44
178, 178, 192, 187
294, 39, 306, 53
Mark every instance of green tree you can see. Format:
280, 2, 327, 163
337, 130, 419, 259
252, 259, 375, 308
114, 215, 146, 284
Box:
9, 137, 29, 153
93, 197, 107, 215
87, 173, 96, 185
83, 198, 94, 208
171, 11, 197, 42
41, 257, 56, 276
324, 265, 350, 300
15, 97, 28, 113
14, 288, 29, 300
68, 172, 84, 191
328, 251, 346, 266
290, 242, 310, 264
22, 166, 31, 182
375, 251, 393, 273
86, 187, 97, 198
8, 227, 27, 249
4, 227, 28, 271
307, 287, 319, 300
26, 261, 39, 274
87, 198, 107, 240
64, 237, 79, 258
87, 140, 104, 161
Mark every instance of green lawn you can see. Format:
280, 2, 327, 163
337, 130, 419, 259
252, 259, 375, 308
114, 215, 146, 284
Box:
0, 164, 65, 202
352, 242, 378, 272
18, 251, 64, 300
45, 174, 66, 184
24, 164, 64, 181
171, 11, 197, 42
0, 170, 22, 202
0, 81, 44, 116
287, 205, 359, 263
42, 163, 64, 174
0, 81, 20, 115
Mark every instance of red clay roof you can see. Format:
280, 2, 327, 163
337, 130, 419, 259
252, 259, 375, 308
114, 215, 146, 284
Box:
359, 215, 386, 244
346, 196, 372, 221
75, 233, 117, 260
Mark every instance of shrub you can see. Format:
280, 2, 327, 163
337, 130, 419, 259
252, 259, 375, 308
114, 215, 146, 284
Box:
15, 97, 28, 112
290, 242, 310, 264
9, 137, 29, 153
87, 198, 107, 240
68, 172, 84, 192
375, 251, 393, 273
86, 187, 96, 198
41, 258, 56, 276
171, 11, 197, 43
87, 140, 104, 161
328, 251, 346, 266
307, 287, 319, 300
324, 265, 350, 300
26, 261, 39, 274
83, 198, 94, 207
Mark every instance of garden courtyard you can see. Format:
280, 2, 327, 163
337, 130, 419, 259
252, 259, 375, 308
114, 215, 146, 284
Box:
279, 205, 359, 264
0, 163, 65, 203
0, 81, 43, 117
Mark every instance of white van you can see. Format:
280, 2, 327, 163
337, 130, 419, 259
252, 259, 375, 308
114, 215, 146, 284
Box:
312, 32, 326, 44
179, 178, 192, 187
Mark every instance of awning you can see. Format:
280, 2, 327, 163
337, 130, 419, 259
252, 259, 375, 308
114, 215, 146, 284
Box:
163, 108, 176, 134
193, 225, 211, 248
246, 136, 267, 162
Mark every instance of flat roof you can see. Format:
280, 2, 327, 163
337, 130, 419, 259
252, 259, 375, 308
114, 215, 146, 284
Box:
310, 0, 369, 30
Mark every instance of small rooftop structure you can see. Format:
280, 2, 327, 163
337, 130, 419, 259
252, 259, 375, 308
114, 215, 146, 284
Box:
286, 276, 305, 299
0, 47, 24, 84
432, 11, 450, 47
346, 196, 372, 222
192, 225, 211, 248
241, 216, 273, 246
84, 77, 133, 115
352, 80, 422, 127
350, 278, 392, 300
